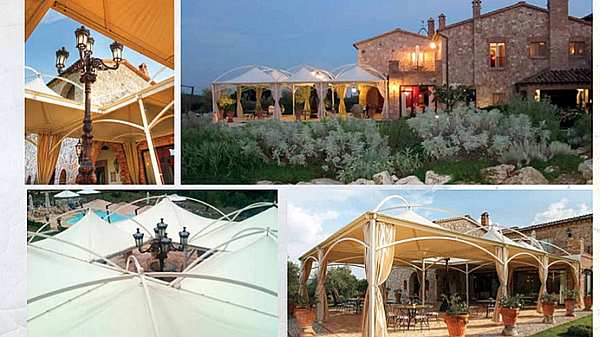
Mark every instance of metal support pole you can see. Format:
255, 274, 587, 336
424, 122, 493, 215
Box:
368, 217, 376, 337
465, 263, 469, 306
292, 84, 296, 117
138, 98, 162, 185
421, 260, 426, 304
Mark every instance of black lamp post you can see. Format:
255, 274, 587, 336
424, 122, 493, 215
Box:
133, 219, 190, 272
56, 26, 124, 184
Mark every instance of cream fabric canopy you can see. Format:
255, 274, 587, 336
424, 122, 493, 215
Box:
299, 196, 581, 337
25, 0, 174, 69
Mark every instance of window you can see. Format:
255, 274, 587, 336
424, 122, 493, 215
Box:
528, 41, 547, 58
569, 41, 585, 56
489, 42, 506, 68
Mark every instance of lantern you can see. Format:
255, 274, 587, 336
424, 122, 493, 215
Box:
133, 228, 144, 249
55, 47, 69, 73
110, 41, 124, 63
74, 26, 90, 50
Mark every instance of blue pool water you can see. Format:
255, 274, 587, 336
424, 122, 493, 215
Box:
67, 210, 132, 225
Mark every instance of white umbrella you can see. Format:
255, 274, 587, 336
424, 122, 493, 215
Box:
53, 190, 80, 199
78, 189, 101, 195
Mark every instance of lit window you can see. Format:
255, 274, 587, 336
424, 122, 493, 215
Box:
489, 42, 506, 68
569, 41, 585, 56
528, 42, 547, 58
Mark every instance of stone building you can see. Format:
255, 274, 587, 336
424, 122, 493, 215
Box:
385, 212, 592, 305
25, 60, 175, 184
354, 0, 592, 117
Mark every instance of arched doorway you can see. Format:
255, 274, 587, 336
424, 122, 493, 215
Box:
365, 87, 383, 118
409, 272, 421, 300
58, 169, 67, 184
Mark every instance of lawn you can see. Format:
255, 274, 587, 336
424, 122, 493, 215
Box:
529, 315, 592, 337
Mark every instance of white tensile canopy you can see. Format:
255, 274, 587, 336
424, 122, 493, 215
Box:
27, 200, 279, 337
211, 63, 389, 120
25, 0, 174, 69
32, 209, 133, 260
77, 189, 101, 195
115, 198, 232, 244
53, 190, 80, 199
26, 76, 174, 185
298, 196, 582, 337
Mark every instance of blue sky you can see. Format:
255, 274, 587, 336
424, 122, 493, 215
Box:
25, 10, 172, 84
284, 188, 592, 276
182, 0, 592, 89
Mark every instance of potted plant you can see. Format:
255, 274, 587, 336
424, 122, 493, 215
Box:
584, 294, 592, 311
294, 296, 316, 337
564, 289, 578, 317
499, 294, 524, 336
218, 95, 235, 123
541, 293, 558, 324
442, 294, 469, 337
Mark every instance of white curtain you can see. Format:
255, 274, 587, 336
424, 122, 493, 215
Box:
316, 83, 327, 119
493, 246, 508, 322
271, 84, 281, 119
376, 81, 389, 119
299, 258, 313, 306
537, 255, 549, 313
236, 85, 243, 117
362, 220, 396, 337
317, 248, 328, 322
211, 84, 219, 122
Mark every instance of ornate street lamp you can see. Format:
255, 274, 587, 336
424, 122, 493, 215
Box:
132, 219, 190, 272
55, 26, 124, 184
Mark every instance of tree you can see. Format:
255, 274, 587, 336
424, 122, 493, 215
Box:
434, 84, 472, 111
288, 261, 300, 305
326, 267, 359, 305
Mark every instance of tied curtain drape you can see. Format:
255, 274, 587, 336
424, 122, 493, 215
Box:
298, 258, 313, 306
316, 83, 327, 119
376, 81, 389, 119
335, 86, 347, 116
255, 87, 263, 115
270, 84, 281, 119
36, 134, 62, 184
361, 220, 396, 337
571, 263, 584, 308
493, 246, 508, 322
236, 86, 243, 117
317, 248, 328, 322
122, 142, 140, 184
537, 255, 549, 313
302, 87, 311, 116
211, 84, 219, 122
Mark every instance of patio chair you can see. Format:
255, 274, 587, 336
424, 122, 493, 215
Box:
413, 309, 430, 331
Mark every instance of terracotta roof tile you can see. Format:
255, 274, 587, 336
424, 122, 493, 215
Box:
517, 68, 592, 85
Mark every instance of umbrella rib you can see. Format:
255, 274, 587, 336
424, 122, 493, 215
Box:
176, 287, 278, 319
27, 283, 107, 322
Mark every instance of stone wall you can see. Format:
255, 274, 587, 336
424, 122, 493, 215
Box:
443, 5, 592, 107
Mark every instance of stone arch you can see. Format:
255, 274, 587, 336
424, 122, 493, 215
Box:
365, 87, 383, 117
58, 169, 67, 184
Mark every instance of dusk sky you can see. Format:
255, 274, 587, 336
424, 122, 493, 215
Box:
284, 188, 592, 278
182, 0, 592, 89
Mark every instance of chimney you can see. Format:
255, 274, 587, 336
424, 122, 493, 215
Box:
473, 0, 482, 18
548, 0, 570, 69
481, 212, 490, 228
427, 17, 436, 38
138, 63, 150, 78
438, 13, 446, 30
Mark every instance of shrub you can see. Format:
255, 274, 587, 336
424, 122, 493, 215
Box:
390, 148, 423, 177
568, 113, 592, 150
500, 294, 524, 309
541, 293, 559, 304
564, 289, 579, 301
378, 119, 422, 154
566, 325, 592, 337
442, 294, 469, 315
503, 97, 562, 141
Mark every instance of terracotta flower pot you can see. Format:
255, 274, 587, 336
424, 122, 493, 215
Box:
500, 308, 519, 336
542, 303, 556, 324
294, 308, 316, 337
294, 308, 316, 327
443, 314, 469, 337
584, 296, 592, 311
226, 111, 234, 123
565, 299, 576, 317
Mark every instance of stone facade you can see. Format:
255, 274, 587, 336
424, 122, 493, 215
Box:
354, 0, 592, 115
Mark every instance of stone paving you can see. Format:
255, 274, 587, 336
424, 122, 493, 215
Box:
289, 309, 591, 337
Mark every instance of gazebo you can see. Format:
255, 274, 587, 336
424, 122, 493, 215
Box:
285, 65, 334, 119
330, 64, 388, 118
298, 196, 583, 337
25, 76, 174, 184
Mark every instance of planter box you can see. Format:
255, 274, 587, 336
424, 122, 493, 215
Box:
500, 307, 519, 336
565, 299, 576, 317
542, 303, 556, 324
443, 314, 469, 337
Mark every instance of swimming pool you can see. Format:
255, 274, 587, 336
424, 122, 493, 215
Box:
66, 210, 132, 225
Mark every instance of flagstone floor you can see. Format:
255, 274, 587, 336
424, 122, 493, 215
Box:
289, 309, 591, 337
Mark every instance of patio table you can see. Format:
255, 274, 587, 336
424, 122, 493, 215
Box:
393, 304, 432, 330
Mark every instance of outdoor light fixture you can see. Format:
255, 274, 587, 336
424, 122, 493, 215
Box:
132, 219, 190, 272
55, 26, 124, 184
429, 41, 437, 49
